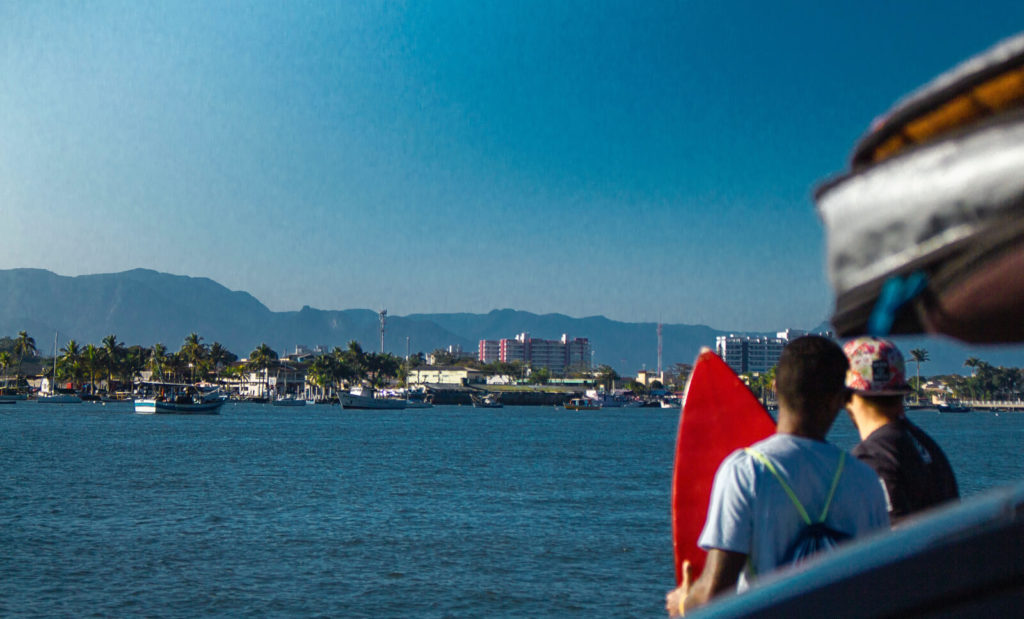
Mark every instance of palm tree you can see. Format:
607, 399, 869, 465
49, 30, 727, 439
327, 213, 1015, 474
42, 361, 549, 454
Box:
60, 339, 82, 388
909, 348, 929, 404
102, 334, 124, 391
180, 332, 207, 383
82, 344, 100, 395
0, 351, 12, 387
247, 343, 278, 398
307, 355, 335, 400
13, 331, 36, 379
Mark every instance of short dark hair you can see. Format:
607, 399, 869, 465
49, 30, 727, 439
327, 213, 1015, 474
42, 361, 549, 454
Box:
775, 335, 849, 417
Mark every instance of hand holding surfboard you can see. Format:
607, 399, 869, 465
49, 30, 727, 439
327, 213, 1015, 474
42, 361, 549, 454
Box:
671, 348, 775, 584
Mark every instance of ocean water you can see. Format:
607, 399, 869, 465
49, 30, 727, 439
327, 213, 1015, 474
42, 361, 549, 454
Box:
1, 403, 1021, 617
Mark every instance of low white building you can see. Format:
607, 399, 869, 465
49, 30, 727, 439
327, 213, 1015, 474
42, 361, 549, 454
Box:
406, 366, 484, 386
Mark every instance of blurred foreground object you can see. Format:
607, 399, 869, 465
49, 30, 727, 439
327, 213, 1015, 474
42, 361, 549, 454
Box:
816, 33, 1024, 343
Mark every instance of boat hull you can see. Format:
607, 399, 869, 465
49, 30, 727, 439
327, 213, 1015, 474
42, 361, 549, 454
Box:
37, 394, 82, 404
338, 392, 407, 410
134, 399, 223, 415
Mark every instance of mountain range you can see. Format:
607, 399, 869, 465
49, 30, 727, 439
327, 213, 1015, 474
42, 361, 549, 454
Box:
0, 268, 1019, 376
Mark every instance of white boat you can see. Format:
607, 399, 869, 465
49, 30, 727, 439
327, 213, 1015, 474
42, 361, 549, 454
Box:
564, 397, 601, 411
339, 387, 407, 410
134, 382, 224, 415
584, 389, 643, 408
660, 396, 682, 409
272, 395, 307, 407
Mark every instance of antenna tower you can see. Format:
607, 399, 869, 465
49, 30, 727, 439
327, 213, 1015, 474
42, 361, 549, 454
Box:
657, 322, 663, 376
379, 309, 387, 353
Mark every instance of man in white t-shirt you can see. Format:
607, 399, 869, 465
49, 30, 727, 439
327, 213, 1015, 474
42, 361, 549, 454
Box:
667, 336, 889, 616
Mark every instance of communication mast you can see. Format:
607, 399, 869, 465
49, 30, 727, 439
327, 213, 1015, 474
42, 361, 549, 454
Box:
379, 309, 387, 353
657, 322, 663, 376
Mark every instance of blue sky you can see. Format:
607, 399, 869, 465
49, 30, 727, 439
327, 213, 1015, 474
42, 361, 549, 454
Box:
2, 2, 1022, 331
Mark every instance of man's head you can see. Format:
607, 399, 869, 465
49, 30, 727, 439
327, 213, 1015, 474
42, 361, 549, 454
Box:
843, 337, 911, 424
775, 335, 850, 439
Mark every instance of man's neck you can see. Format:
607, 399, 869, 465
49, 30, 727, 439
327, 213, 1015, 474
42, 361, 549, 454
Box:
775, 410, 828, 441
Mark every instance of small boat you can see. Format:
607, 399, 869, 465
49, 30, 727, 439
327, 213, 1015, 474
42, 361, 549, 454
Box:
564, 397, 601, 411
339, 387, 407, 410
37, 391, 82, 404
134, 382, 224, 415
471, 393, 503, 408
405, 392, 434, 409
937, 401, 971, 413
272, 395, 307, 407
584, 389, 643, 408
660, 397, 682, 409
0, 387, 27, 404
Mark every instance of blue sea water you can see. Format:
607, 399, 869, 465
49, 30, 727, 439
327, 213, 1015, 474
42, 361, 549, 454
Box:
1, 403, 1022, 618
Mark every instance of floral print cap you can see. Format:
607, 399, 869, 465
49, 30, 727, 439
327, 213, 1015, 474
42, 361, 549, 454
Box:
842, 337, 912, 395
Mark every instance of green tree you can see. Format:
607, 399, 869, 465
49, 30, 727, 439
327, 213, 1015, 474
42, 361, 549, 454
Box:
909, 348, 929, 403
307, 355, 335, 400
13, 331, 37, 378
102, 334, 124, 391
180, 332, 208, 383
248, 343, 278, 397
82, 344, 100, 394
531, 367, 551, 385
59, 339, 82, 387
0, 351, 12, 386
596, 365, 619, 392
122, 346, 147, 392
208, 342, 237, 377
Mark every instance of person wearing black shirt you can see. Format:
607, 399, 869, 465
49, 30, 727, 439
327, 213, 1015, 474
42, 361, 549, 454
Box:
843, 337, 959, 525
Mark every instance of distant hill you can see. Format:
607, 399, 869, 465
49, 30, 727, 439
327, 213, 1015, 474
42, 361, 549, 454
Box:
0, 268, 1020, 375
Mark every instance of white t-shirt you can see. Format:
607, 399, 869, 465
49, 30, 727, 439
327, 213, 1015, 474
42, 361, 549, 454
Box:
697, 433, 889, 591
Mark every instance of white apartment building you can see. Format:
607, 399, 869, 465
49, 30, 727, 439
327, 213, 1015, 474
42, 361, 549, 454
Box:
478, 332, 591, 374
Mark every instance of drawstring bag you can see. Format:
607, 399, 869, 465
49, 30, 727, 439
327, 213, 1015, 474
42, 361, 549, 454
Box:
746, 448, 852, 564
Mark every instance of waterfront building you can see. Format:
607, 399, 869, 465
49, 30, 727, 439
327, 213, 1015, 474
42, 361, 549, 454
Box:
715, 330, 808, 374
406, 366, 484, 386
478, 340, 500, 363
478, 332, 591, 375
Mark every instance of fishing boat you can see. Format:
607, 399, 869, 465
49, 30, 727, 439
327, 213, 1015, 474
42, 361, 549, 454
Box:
339, 386, 407, 410
564, 397, 601, 411
471, 393, 503, 408
134, 382, 224, 415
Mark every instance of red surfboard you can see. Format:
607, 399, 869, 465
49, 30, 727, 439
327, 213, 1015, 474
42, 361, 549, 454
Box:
671, 349, 775, 584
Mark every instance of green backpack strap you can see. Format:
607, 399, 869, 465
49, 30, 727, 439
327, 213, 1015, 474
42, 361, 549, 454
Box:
745, 448, 846, 525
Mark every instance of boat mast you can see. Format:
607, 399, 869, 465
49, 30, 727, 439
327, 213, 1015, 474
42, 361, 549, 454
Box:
52, 331, 58, 394
379, 308, 387, 353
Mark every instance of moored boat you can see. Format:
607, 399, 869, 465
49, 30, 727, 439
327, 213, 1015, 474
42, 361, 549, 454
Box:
36, 391, 82, 404
134, 382, 224, 415
937, 401, 971, 413
339, 387, 407, 410
564, 397, 601, 411
471, 393, 503, 408
272, 395, 307, 407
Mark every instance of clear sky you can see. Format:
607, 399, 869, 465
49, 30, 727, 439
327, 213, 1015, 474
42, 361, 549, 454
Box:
2, 2, 1022, 331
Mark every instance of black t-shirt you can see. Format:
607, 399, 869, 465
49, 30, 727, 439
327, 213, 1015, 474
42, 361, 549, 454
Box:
851, 418, 959, 522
